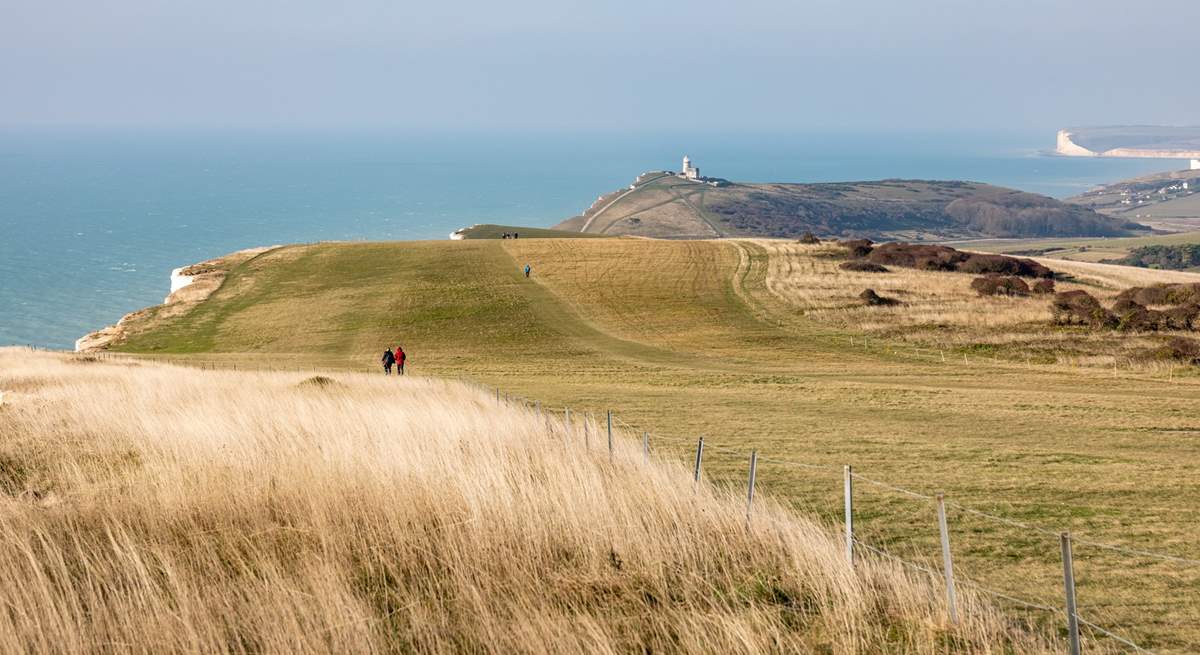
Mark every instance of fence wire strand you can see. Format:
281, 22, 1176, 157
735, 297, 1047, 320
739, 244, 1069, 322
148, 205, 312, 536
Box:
501, 395, 1193, 652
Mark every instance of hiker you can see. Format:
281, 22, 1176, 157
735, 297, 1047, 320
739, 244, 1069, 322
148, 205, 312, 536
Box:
513, 232, 519, 239
524, 264, 531, 278
381, 348, 395, 375
395, 345, 407, 375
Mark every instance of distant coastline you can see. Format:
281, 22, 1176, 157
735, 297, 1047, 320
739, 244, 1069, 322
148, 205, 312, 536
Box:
1056, 127, 1200, 161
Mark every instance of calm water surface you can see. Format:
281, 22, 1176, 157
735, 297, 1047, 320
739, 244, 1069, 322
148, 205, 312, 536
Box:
0, 129, 1179, 348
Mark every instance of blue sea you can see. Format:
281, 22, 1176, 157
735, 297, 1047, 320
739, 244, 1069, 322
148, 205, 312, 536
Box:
0, 129, 1182, 349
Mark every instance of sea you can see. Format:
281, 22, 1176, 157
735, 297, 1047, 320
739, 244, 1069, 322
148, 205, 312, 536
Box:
0, 128, 1182, 350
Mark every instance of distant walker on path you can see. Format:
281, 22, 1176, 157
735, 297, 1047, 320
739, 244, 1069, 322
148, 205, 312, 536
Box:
524, 264, 531, 278
381, 348, 395, 375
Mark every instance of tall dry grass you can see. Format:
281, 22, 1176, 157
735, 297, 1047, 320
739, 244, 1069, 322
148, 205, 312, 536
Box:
0, 349, 1068, 653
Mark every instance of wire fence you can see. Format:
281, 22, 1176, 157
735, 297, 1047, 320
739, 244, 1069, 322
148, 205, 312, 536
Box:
43, 348, 1199, 653
538, 401, 1192, 654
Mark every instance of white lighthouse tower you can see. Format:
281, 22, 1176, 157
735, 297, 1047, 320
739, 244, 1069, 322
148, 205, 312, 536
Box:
681, 155, 700, 180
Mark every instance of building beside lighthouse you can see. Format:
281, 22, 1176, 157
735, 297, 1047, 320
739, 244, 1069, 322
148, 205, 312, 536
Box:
681, 155, 701, 180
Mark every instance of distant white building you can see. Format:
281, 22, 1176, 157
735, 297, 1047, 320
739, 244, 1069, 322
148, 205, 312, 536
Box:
681, 155, 701, 180
1192, 159, 1200, 170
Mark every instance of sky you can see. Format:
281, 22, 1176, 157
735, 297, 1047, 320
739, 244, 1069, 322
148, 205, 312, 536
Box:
2, 0, 1197, 132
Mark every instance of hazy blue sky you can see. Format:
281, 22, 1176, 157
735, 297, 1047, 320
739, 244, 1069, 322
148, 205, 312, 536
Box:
3, 0, 1196, 131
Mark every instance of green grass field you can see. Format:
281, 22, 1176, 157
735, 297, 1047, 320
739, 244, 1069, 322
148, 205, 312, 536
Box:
112, 237, 1200, 652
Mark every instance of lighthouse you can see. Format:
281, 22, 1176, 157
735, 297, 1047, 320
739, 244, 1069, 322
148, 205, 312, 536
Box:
681, 155, 700, 180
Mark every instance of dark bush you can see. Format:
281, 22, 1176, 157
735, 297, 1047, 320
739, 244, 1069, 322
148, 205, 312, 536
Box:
970, 275, 1029, 296
1051, 290, 1116, 328
798, 232, 821, 244
959, 254, 1054, 279
1031, 279, 1056, 294
839, 239, 874, 258
868, 243, 965, 271
1116, 283, 1200, 307
1142, 336, 1200, 364
1113, 301, 1166, 332
1163, 303, 1200, 330
864, 242, 1054, 278
840, 261, 889, 273
860, 288, 900, 306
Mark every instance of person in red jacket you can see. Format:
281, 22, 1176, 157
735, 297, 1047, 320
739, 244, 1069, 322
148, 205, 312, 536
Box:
395, 345, 407, 375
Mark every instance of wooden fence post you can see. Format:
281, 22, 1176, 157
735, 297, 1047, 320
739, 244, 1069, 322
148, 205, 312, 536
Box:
844, 465, 854, 567
693, 437, 705, 484
936, 493, 958, 624
606, 411, 613, 462
1061, 532, 1081, 655
746, 450, 758, 525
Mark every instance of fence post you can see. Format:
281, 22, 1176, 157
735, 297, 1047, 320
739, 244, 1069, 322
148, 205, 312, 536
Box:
607, 410, 613, 462
693, 437, 705, 483
746, 450, 758, 525
1061, 532, 1081, 655
642, 432, 649, 464
935, 493, 958, 624
844, 465, 854, 567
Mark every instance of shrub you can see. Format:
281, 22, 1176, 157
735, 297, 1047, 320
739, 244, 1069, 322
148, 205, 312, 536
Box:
1163, 303, 1200, 330
868, 243, 965, 271
838, 239, 874, 258
1113, 302, 1166, 332
864, 243, 1054, 278
839, 261, 889, 273
970, 275, 1029, 296
960, 254, 1054, 279
1116, 283, 1200, 307
798, 232, 821, 244
1051, 290, 1115, 328
859, 288, 900, 306
1031, 279, 1056, 294
1142, 336, 1200, 364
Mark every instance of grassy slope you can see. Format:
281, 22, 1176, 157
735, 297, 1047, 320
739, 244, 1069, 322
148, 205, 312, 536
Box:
557, 176, 1139, 240
6, 351, 1068, 653
951, 231, 1200, 265
115, 237, 1200, 652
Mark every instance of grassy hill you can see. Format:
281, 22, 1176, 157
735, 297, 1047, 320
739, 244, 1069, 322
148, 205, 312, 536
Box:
948, 230, 1200, 267
91, 237, 1200, 651
1066, 168, 1200, 233
5, 350, 1070, 652
553, 174, 1146, 240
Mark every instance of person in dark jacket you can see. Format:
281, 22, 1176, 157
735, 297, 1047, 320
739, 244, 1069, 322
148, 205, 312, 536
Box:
395, 345, 407, 375
381, 348, 395, 375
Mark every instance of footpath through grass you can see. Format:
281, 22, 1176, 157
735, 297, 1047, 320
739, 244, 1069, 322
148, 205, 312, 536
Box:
116, 237, 1200, 652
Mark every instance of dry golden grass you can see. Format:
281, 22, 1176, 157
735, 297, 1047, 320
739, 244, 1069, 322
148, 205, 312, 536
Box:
754, 240, 1200, 363
0, 348, 1078, 654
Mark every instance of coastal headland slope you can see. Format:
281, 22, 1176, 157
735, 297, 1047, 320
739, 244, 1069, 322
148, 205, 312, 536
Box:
87, 236, 1200, 651
550, 173, 1145, 240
